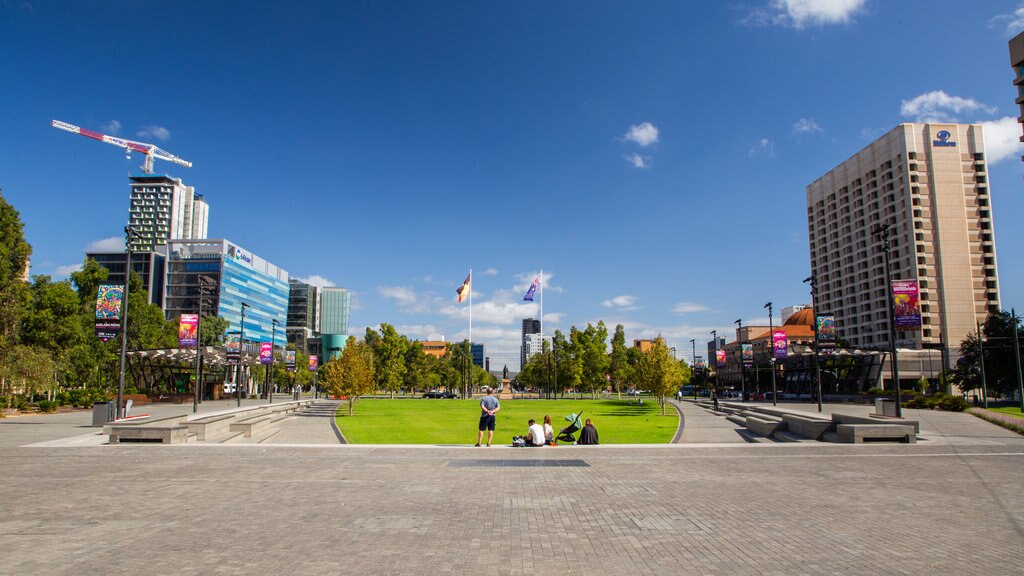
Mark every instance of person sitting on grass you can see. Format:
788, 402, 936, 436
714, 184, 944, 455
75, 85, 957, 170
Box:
577, 418, 599, 445
525, 419, 546, 447
542, 415, 554, 445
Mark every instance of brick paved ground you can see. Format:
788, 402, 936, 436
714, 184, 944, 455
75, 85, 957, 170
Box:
2, 402, 1023, 575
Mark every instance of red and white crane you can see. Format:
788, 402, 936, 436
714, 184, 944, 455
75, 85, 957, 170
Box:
51, 119, 192, 174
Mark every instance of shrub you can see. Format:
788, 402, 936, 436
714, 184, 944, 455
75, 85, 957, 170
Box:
36, 400, 58, 413
938, 395, 969, 412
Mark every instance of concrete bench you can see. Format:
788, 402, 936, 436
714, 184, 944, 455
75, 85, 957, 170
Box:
834, 424, 916, 444
781, 414, 836, 440
832, 413, 920, 433
230, 415, 275, 438
746, 415, 788, 437
725, 414, 747, 426
187, 414, 236, 441
109, 425, 190, 444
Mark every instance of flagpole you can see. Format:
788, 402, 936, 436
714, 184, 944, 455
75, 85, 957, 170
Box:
469, 268, 473, 348
540, 269, 544, 340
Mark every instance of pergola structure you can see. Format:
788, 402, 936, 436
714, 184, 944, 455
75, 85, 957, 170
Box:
124, 346, 262, 399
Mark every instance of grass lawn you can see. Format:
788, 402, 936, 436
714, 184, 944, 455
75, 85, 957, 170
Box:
335, 397, 679, 444
986, 407, 1024, 421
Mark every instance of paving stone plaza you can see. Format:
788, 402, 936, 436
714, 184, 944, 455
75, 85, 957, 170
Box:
2, 399, 1024, 575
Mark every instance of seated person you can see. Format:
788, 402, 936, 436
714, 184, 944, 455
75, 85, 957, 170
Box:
543, 415, 554, 445
525, 419, 546, 447
578, 418, 599, 445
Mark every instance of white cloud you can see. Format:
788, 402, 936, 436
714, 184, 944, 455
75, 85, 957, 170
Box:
672, 302, 710, 314
542, 312, 565, 324
297, 274, 336, 288
378, 285, 445, 314
482, 268, 499, 276
601, 295, 638, 311
990, 5, 1024, 36
85, 236, 124, 252
900, 90, 997, 123
979, 117, 1024, 165
746, 0, 866, 29
792, 118, 823, 134
137, 125, 171, 142
749, 138, 775, 158
394, 324, 444, 340
54, 263, 82, 277
101, 120, 122, 135
624, 122, 659, 147
624, 152, 651, 169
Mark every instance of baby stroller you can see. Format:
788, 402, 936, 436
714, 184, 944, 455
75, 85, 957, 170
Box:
556, 411, 584, 444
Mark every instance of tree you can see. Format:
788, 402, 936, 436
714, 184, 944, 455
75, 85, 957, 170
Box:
70, 258, 110, 313
374, 323, 408, 398
0, 188, 32, 351
321, 336, 376, 415
950, 311, 1023, 399
580, 321, 610, 398
609, 324, 630, 398
200, 316, 229, 346
634, 338, 687, 415
403, 341, 429, 393
1, 345, 56, 405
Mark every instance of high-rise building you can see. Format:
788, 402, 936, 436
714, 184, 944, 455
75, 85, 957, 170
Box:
286, 279, 321, 356
127, 175, 209, 251
86, 249, 166, 308
164, 239, 288, 345
521, 317, 541, 368
806, 123, 999, 368
319, 287, 351, 361
522, 333, 548, 366
1010, 31, 1024, 162
471, 343, 485, 369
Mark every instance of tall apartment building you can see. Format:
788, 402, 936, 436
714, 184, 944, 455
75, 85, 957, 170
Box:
286, 279, 321, 356
319, 287, 351, 361
521, 317, 541, 369
128, 175, 208, 251
164, 239, 289, 345
1010, 31, 1024, 162
806, 123, 999, 368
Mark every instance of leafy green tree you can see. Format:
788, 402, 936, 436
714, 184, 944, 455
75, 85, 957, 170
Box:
20, 275, 87, 355
200, 316, 229, 346
950, 311, 1023, 398
609, 324, 630, 398
1, 345, 56, 405
580, 321, 610, 398
322, 336, 376, 415
634, 338, 688, 415
403, 341, 429, 393
125, 272, 177, 350
0, 188, 32, 351
374, 323, 408, 397
70, 258, 110, 313
552, 329, 578, 397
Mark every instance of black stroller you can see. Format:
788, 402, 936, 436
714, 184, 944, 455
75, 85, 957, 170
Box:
556, 411, 584, 444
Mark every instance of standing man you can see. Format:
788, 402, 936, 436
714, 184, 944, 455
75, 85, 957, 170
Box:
476, 386, 500, 447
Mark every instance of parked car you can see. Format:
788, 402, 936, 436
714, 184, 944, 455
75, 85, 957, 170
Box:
423, 391, 457, 399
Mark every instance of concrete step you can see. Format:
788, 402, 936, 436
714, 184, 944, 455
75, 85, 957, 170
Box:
822, 432, 839, 443
239, 428, 280, 444
773, 430, 816, 443
211, 431, 246, 444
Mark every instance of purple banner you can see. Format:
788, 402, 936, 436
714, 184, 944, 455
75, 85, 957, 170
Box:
772, 330, 788, 359
260, 342, 273, 365
308, 356, 319, 372
892, 280, 922, 331
178, 314, 199, 348
715, 349, 726, 368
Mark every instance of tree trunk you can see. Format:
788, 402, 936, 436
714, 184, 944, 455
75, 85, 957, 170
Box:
661, 395, 666, 415
348, 398, 354, 416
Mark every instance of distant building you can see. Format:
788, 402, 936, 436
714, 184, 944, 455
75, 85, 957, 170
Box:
319, 287, 351, 361
633, 339, 655, 352
521, 317, 541, 368
164, 239, 288, 346
286, 278, 321, 356
707, 337, 726, 367
1010, 31, 1024, 163
471, 343, 485, 369
781, 304, 810, 325
420, 340, 447, 358
127, 175, 208, 251
522, 333, 549, 364
86, 248, 166, 309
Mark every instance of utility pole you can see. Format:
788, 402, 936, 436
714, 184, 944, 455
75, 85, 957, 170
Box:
116, 225, 142, 420
872, 224, 902, 417
735, 319, 747, 401
804, 274, 825, 413
765, 301, 777, 407
690, 338, 697, 400
977, 320, 989, 409
1013, 308, 1022, 414
269, 319, 278, 403
238, 303, 249, 407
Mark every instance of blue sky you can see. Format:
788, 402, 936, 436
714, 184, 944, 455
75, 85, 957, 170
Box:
2, 0, 1023, 368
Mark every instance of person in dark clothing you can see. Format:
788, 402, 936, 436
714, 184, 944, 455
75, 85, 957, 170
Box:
578, 418, 599, 445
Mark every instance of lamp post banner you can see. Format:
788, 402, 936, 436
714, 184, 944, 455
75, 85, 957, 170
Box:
816, 315, 836, 349
715, 349, 726, 368
741, 343, 753, 367
892, 280, 922, 331
285, 350, 296, 372
695, 356, 705, 372
309, 356, 319, 371
772, 330, 788, 359
260, 342, 273, 365
178, 314, 199, 348
226, 335, 240, 364
94, 284, 124, 342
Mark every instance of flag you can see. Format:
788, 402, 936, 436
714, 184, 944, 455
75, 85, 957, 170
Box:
456, 273, 471, 303
523, 276, 540, 302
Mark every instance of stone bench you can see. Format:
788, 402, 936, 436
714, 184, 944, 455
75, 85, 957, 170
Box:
834, 424, 916, 444
230, 415, 275, 438
832, 413, 920, 433
781, 414, 836, 440
187, 414, 236, 441
746, 415, 788, 437
725, 414, 747, 426
109, 425, 190, 444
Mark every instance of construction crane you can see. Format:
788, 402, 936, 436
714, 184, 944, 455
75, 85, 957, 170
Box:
51, 119, 192, 174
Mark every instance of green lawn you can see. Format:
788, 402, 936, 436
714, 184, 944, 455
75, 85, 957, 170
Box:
335, 398, 678, 444
987, 407, 1024, 421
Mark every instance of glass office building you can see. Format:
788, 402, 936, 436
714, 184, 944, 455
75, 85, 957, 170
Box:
320, 287, 351, 360
165, 239, 288, 346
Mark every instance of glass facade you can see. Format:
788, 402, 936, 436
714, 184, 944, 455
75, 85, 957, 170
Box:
220, 257, 288, 345
319, 287, 350, 335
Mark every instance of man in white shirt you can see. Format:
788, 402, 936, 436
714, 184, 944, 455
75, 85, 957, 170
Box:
525, 419, 545, 447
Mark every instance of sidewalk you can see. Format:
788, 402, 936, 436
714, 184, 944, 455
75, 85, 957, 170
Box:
668, 399, 749, 443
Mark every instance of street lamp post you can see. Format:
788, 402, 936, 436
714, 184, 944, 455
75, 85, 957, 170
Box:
116, 225, 142, 420
735, 319, 747, 401
1013, 308, 1023, 414
238, 302, 249, 407
193, 276, 213, 414
690, 338, 697, 400
710, 330, 718, 396
872, 223, 902, 417
765, 302, 777, 407
269, 319, 278, 403
803, 275, 824, 413
977, 320, 989, 409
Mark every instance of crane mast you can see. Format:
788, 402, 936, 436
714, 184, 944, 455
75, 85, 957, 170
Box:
51, 119, 192, 174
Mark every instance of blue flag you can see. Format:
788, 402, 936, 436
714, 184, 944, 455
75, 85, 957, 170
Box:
523, 276, 539, 302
